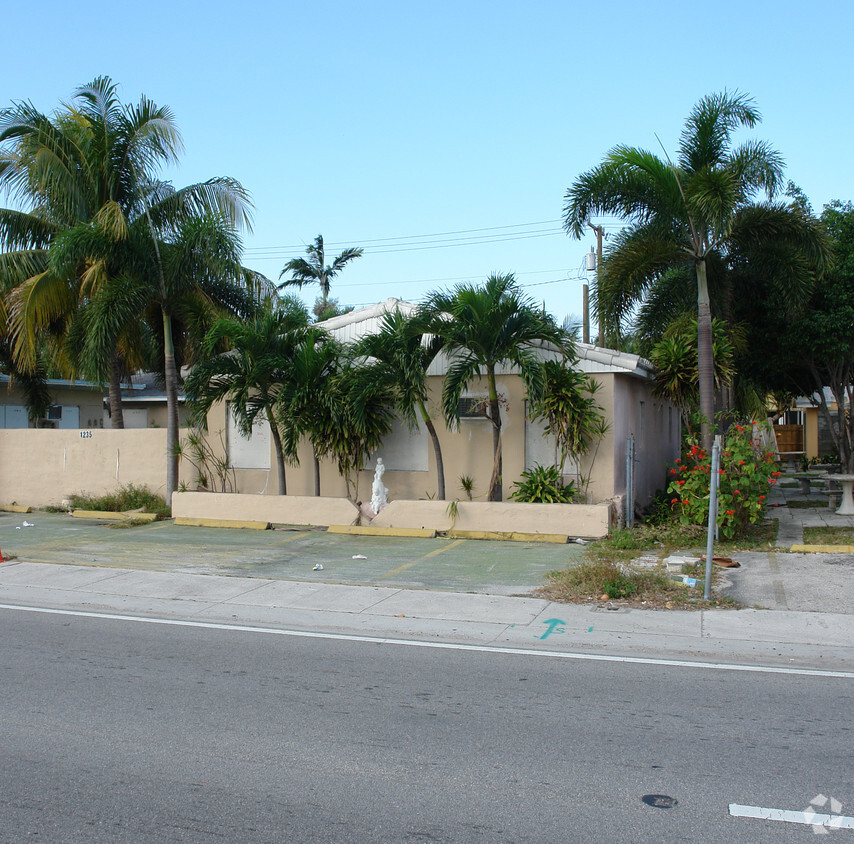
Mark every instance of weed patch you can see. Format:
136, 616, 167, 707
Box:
69, 484, 169, 519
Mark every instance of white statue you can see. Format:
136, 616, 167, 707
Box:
370, 458, 389, 514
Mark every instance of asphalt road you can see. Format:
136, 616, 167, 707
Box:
1, 607, 851, 843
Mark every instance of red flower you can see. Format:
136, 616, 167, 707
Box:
734, 490, 741, 495
738, 460, 746, 465
759, 495, 766, 500
670, 469, 678, 475
677, 480, 685, 485
725, 510, 735, 515
675, 458, 681, 463
670, 498, 679, 504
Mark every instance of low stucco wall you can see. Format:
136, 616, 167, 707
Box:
169, 493, 612, 538
371, 499, 612, 539
0, 428, 181, 506
171, 491, 360, 527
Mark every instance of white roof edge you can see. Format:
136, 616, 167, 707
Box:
575, 342, 655, 378
316, 297, 417, 330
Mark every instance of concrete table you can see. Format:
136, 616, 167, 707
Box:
782, 451, 806, 472
824, 474, 854, 515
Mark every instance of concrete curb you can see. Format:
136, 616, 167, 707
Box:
173, 517, 271, 530
328, 525, 437, 538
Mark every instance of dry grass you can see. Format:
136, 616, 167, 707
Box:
535, 558, 737, 610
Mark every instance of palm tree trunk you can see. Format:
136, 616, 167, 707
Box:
266, 406, 287, 495
313, 452, 321, 496
418, 400, 445, 500
487, 366, 502, 501
696, 259, 715, 452
162, 311, 180, 509
109, 354, 125, 429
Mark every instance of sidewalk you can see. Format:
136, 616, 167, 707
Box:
2, 557, 853, 674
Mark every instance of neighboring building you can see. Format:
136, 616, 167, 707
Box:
0, 372, 190, 430
204, 299, 680, 510
792, 389, 850, 460
0, 376, 105, 429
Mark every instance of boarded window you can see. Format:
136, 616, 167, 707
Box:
227, 409, 271, 470
365, 415, 428, 472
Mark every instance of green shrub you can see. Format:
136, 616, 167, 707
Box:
667, 423, 777, 539
509, 465, 576, 503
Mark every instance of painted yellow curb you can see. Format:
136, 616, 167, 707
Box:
174, 517, 271, 530
447, 529, 569, 543
790, 543, 854, 554
72, 509, 132, 521
0, 504, 32, 514
328, 525, 437, 539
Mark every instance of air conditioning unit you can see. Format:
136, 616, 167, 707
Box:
46, 405, 63, 421
457, 397, 489, 419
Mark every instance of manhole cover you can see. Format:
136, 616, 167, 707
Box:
642, 794, 678, 809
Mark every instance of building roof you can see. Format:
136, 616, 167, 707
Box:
318, 298, 655, 380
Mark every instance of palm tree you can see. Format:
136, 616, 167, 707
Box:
278, 234, 362, 317
184, 297, 312, 494
352, 309, 447, 498
0, 77, 253, 430
1, 79, 257, 505
563, 91, 829, 450
419, 273, 574, 501
274, 327, 341, 496
323, 361, 397, 501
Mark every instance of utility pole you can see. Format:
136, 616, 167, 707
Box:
585, 222, 605, 346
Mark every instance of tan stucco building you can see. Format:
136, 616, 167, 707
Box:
207, 300, 680, 513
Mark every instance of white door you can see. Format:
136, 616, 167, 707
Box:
58, 406, 80, 429
122, 408, 149, 429
4, 406, 28, 428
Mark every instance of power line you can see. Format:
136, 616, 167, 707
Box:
244, 216, 625, 261
243, 219, 564, 253
331, 267, 579, 289
247, 229, 566, 261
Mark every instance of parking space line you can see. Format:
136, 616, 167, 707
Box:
376, 538, 466, 580
274, 531, 311, 545
422, 538, 465, 559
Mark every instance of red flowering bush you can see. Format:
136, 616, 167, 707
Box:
667, 424, 777, 539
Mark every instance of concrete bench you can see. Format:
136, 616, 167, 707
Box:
791, 473, 824, 496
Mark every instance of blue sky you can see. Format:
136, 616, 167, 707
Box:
5, 0, 853, 326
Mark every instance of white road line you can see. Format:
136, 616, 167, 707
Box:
729, 803, 854, 829
1, 602, 854, 678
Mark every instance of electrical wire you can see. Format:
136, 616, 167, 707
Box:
243, 216, 625, 259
